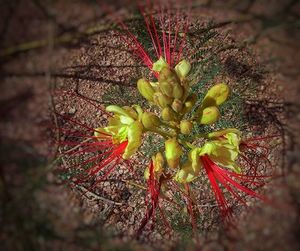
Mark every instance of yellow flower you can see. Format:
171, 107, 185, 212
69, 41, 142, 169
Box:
173, 147, 202, 183
94, 105, 144, 159
141, 112, 161, 130
175, 131, 242, 183
199, 132, 241, 173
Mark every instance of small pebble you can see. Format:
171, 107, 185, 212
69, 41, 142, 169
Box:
68, 107, 76, 114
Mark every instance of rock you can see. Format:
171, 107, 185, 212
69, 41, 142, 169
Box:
68, 107, 76, 114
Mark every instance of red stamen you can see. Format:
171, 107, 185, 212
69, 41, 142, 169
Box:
138, 3, 160, 59
201, 155, 267, 219
167, 3, 171, 65
136, 160, 161, 237
158, 3, 168, 63
86, 141, 128, 177
98, 1, 155, 74
176, 4, 191, 64
171, 7, 180, 66
184, 183, 197, 236
148, 2, 163, 57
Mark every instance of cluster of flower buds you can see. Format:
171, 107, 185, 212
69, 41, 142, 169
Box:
137, 57, 195, 131
135, 57, 233, 178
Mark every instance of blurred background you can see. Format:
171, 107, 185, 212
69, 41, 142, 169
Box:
0, 0, 299, 250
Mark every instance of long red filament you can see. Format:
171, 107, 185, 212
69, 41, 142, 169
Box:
201, 155, 267, 218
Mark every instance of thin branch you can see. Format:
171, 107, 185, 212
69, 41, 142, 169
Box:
73, 183, 123, 205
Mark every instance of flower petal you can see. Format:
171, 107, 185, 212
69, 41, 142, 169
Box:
122, 121, 143, 159
106, 105, 135, 119
174, 161, 198, 183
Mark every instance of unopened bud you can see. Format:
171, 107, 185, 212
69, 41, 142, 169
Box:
158, 67, 173, 82
161, 107, 177, 121
199, 106, 220, 125
172, 83, 184, 99
152, 57, 168, 72
203, 83, 230, 107
159, 81, 173, 97
182, 94, 197, 114
165, 138, 183, 169
153, 92, 173, 108
175, 59, 191, 80
180, 120, 193, 135
137, 78, 155, 102
171, 99, 183, 113
141, 112, 161, 130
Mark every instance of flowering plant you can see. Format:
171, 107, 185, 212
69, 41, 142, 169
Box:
55, 2, 277, 240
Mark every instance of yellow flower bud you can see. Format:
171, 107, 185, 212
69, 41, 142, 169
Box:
180, 120, 193, 135
202, 83, 230, 107
182, 94, 197, 114
161, 107, 177, 121
165, 138, 183, 169
171, 99, 183, 113
150, 82, 159, 91
152, 56, 168, 72
175, 59, 191, 80
172, 83, 184, 99
158, 66, 173, 82
137, 78, 155, 102
153, 92, 161, 107
141, 112, 161, 130
199, 106, 220, 125
153, 92, 173, 108
159, 81, 173, 97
